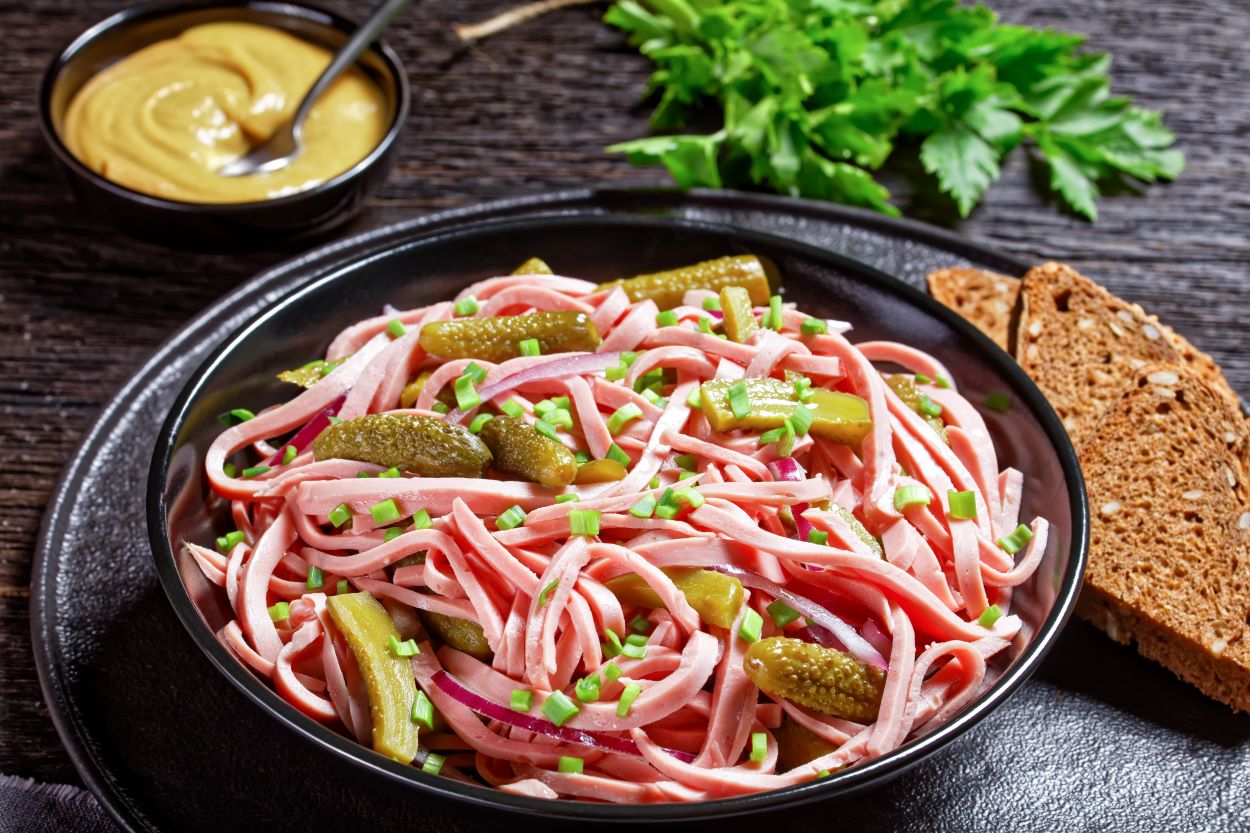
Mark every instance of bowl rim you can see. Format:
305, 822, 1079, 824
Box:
147, 211, 1090, 821
37, 0, 410, 212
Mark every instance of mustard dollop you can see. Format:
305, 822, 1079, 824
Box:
62, 22, 390, 204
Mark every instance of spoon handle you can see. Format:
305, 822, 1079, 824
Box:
292, 0, 412, 134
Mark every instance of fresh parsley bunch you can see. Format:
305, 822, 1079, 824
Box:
604, 0, 1184, 220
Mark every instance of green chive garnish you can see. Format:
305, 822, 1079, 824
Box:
411, 508, 432, 530
267, 602, 290, 622
750, 731, 767, 762
218, 408, 256, 427
555, 493, 579, 503
978, 604, 1003, 628
378, 467, 401, 478
893, 484, 932, 511
674, 487, 704, 509
370, 499, 401, 525
917, 395, 943, 418
388, 635, 420, 657
607, 403, 643, 435
655, 310, 679, 327
538, 579, 559, 607
767, 295, 783, 330
454, 375, 481, 410
336, 579, 349, 594
431, 402, 449, 414
306, 565, 324, 591
535, 420, 559, 440
495, 505, 526, 530
727, 380, 751, 419
997, 523, 1034, 555
569, 509, 600, 537
947, 490, 978, 520
519, 338, 541, 357
914, 373, 932, 385
616, 684, 642, 717
766, 599, 800, 628
606, 443, 630, 467
602, 627, 623, 659
739, 608, 764, 643
386, 319, 406, 339
421, 753, 444, 775
385, 528, 403, 542
629, 614, 652, 634
629, 494, 657, 518
411, 690, 435, 729
604, 662, 622, 682
558, 756, 584, 774
510, 689, 533, 712
281, 445, 297, 465
454, 295, 479, 316
541, 691, 580, 727
789, 403, 815, 436
241, 465, 270, 479
328, 503, 352, 528
807, 529, 829, 545
621, 633, 648, 659
574, 674, 602, 703
702, 296, 721, 311
687, 386, 702, 408
800, 316, 827, 335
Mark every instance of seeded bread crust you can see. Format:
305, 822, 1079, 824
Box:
926, 267, 1020, 351
1076, 365, 1250, 713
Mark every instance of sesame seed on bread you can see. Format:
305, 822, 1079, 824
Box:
1076, 365, 1250, 713
926, 266, 1019, 351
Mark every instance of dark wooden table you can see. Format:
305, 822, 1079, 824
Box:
2, 0, 1247, 789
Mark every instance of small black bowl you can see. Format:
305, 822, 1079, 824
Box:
38, 0, 410, 245
149, 213, 1088, 821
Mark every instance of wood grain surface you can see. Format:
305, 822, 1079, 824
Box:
1, 0, 1247, 785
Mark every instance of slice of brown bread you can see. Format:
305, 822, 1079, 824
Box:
1077, 364, 1250, 713
1013, 261, 1184, 443
926, 267, 1019, 351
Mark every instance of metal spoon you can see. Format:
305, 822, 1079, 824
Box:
218, 0, 411, 178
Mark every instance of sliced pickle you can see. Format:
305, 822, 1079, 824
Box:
512, 257, 553, 275
886, 374, 947, 440
479, 415, 577, 488
742, 637, 885, 723
700, 378, 872, 445
604, 568, 744, 629
774, 716, 837, 771
312, 413, 491, 478
720, 285, 759, 344
573, 459, 628, 484
419, 311, 600, 363
599, 255, 773, 310
420, 610, 492, 660
833, 505, 884, 559
277, 357, 345, 389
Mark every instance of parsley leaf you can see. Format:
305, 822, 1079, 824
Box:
604, 0, 1183, 220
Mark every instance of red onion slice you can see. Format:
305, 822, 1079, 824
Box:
432, 670, 694, 762
266, 395, 346, 466
711, 566, 889, 670
767, 459, 814, 542
449, 351, 621, 421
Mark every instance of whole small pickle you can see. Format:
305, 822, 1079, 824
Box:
720, 285, 759, 344
419, 311, 601, 363
599, 255, 774, 310
573, 459, 628, 484
420, 610, 492, 660
700, 377, 872, 445
399, 370, 439, 409
512, 257, 553, 275
604, 568, 744, 629
312, 413, 491, 478
479, 415, 577, 488
886, 375, 947, 440
742, 637, 885, 723
833, 505, 884, 559
774, 716, 837, 771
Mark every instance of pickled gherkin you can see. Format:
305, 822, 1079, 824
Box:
512, 257, 553, 275
419, 311, 601, 363
326, 592, 420, 763
833, 505, 884, 559
573, 459, 628, 484
604, 568, 744, 629
399, 370, 447, 410
699, 377, 872, 445
420, 610, 492, 660
598, 255, 773, 310
720, 285, 759, 344
742, 637, 885, 723
886, 375, 947, 439
479, 415, 577, 488
277, 357, 345, 389
312, 413, 491, 478
774, 716, 837, 771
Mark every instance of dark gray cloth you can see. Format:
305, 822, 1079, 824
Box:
0, 775, 117, 833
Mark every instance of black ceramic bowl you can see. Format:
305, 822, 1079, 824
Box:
149, 214, 1088, 822
39, 0, 409, 245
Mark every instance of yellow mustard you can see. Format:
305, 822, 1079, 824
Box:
62, 22, 390, 204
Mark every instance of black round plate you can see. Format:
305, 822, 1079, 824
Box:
32, 189, 1249, 833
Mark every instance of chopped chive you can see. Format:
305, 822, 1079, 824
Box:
328, 503, 352, 528
356, 471, 373, 479
758, 427, 785, 445
541, 691, 579, 726
616, 683, 642, 717
519, 338, 541, 357
461, 362, 487, 383
336, 579, 349, 594
807, 529, 829, 545
655, 503, 680, 520
558, 755, 584, 774
641, 388, 666, 407
978, 604, 1003, 628
535, 420, 559, 440
606, 443, 631, 467
454, 295, 479, 316
217, 408, 256, 427
629, 614, 652, 634
543, 408, 574, 430
801, 316, 827, 335
431, 402, 449, 414
686, 385, 702, 408
569, 509, 601, 537
739, 608, 764, 643
997, 523, 1034, 555
555, 493, 579, 504
281, 444, 298, 465
698, 316, 715, 334
421, 753, 444, 775
384, 527, 403, 542
620, 639, 647, 660
510, 689, 533, 712
575, 450, 591, 465
241, 465, 270, 479
649, 476, 661, 489
914, 373, 932, 385
750, 732, 767, 762
789, 403, 815, 436
454, 376, 481, 410
767, 295, 783, 331
574, 674, 602, 703
501, 399, 525, 418
411, 690, 435, 729
388, 635, 420, 657
917, 395, 943, 418
495, 505, 526, 531
727, 380, 752, 419
985, 391, 1012, 412
539, 579, 559, 607
674, 454, 697, 471
267, 602, 290, 622
468, 413, 494, 434
947, 490, 978, 520
602, 628, 623, 659
534, 399, 557, 417
936, 375, 952, 389
778, 418, 796, 458
386, 319, 406, 339
893, 485, 932, 511
306, 565, 325, 591
378, 466, 401, 478
327, 416, 343, 425
629, 494, 657, 518
767, 599, 800, 628
818, 769, 831, 778
604, 662, 622, 682
605, 364, 628, 381
702, 296, 722, 311
607, 403, 644, 435
223, 462, 237, 477
674, 487, 704, 509
634, 368, 664, 393
370, 499, 401, 525
216, 530, 246, 552
656, 310, 679, 327
411, 508, 432, 530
